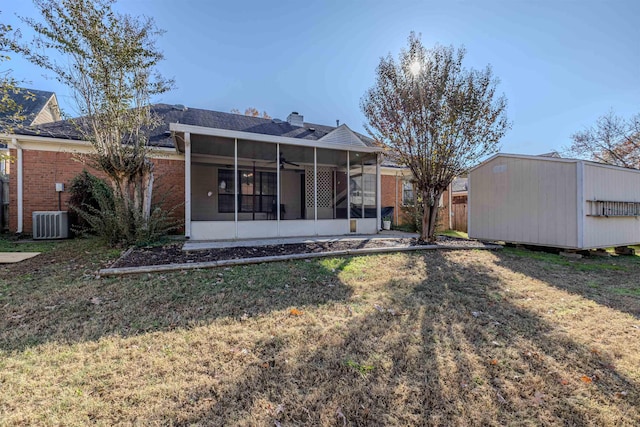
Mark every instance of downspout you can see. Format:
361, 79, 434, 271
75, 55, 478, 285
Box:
395, 172, 399, 225
14, 138, 23, 234
184, 132, 191, 239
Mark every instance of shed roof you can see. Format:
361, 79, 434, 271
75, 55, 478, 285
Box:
471, 152, 640, 174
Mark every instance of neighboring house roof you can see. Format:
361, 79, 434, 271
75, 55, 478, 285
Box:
0, 88, 60, 128
452, 177, 468, 193
11, 103, 377, 149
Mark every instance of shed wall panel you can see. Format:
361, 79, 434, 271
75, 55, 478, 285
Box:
582, 163, 640, 248
469, 156, 578, 247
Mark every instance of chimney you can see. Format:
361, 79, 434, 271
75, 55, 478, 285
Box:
287, 111, 304, 127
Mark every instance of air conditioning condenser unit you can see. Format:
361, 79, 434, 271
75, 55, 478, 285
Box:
32, 211, 69, 239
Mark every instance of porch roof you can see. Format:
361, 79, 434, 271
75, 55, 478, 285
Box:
171, 122, 383, 154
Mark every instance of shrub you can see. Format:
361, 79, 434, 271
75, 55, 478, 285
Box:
68, 170, 181, 247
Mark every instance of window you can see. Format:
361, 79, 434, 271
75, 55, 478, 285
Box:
218, 169, 235, 213
402, 180, 414, 206
218, 169, 277, 213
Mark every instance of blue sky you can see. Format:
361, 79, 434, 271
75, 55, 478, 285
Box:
3, 0, 639, 155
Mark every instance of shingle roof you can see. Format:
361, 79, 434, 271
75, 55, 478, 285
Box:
0, 87, 55, 127
452, 177, 468, 193
12, 103, 377, 149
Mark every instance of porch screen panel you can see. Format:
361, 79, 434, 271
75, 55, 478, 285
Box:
349, 153, 364, 218
317, 148, 348, 219
191, 134, 236, 222
237, 139, 278, 221
362, 153, 378, 218
280, 145, 314, 220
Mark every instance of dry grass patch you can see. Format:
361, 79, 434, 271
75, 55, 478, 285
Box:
1, 239, 639, 425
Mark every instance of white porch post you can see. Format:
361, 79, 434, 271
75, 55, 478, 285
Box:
360, 160, 364, 219
184, 132, 191, 239
234, 138, 238, 238
376, 153, 381, 231
314, 147, 318, 235
347, 151, 351, 222
14, 138, 23, 234
276, 143, 280, 236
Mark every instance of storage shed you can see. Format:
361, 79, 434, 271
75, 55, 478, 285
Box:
468, 153, 640, 250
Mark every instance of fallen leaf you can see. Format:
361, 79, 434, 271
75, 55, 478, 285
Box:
290, 308, 303, 316
490, 359, 499, 365
560, 379, 569, 385
581, 375, 592, 383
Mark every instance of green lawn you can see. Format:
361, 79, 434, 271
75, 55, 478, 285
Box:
1, 238, 639, 425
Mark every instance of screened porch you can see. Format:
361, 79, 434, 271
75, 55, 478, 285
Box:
172, 124, 382, 240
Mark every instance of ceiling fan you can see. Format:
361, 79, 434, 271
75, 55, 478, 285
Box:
270, 152, 300, 169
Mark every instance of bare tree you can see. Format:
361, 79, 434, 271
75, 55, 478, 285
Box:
567, 111, 640, 169
16, 0, 174, 244
361, 32, 509, 242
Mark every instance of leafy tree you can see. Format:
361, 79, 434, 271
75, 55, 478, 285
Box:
361, 32, 509, 242
0, 13, 33, 132
231, 107, 271, 119
16, 0, 174, 245
567, 111, 639, 169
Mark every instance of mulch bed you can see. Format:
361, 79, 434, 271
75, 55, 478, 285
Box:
111, 236, 492, 269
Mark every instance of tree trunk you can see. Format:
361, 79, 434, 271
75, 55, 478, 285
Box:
420, 189, 442, 243
141, 168, 154, 222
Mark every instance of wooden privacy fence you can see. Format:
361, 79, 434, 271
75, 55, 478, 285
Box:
452, 202, 467, 232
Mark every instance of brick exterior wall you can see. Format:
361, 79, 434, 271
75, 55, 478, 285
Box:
9, 148, 184, 234
380, 172, 451, 231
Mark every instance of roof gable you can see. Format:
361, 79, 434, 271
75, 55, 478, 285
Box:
318, 124, 367, 148
0, 88, 58, 128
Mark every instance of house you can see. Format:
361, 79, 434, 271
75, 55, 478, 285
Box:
468, 153, 640, 249
0, 88, 62, 230
1, 89, 470, 240
0, 88, 61, 129
2, 103, 396, 240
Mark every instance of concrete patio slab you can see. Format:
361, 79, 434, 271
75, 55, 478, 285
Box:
0, 252, 41, 263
